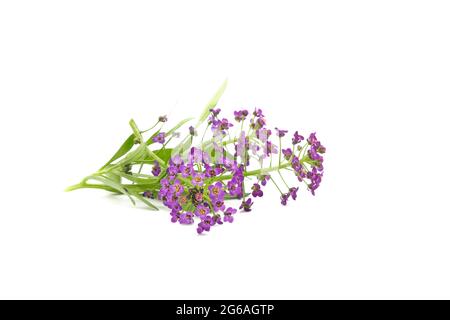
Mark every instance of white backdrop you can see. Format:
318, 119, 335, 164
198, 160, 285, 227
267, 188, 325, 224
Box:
1, 1, 449, 299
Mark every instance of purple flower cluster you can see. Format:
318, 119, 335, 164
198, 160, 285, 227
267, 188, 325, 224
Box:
150, 107, 325, 234
157, 145, 261, 234
280, 131, 326, 204
209, 108, 234, 134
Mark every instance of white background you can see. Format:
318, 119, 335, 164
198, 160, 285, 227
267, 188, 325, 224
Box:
1, 1, 449, 299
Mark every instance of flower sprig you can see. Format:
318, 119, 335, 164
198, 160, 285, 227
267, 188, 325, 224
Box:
66, 81, 326, 234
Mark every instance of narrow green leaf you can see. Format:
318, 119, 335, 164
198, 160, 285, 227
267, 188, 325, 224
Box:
115, 172, 159, 184
153, 148, 173, 163
166, 117, 194, 136
100, 134, 135, 170
195, 80, 228, 128
133, 193, 159, 211
86, 175, 136, 205
172, 136, 193, 160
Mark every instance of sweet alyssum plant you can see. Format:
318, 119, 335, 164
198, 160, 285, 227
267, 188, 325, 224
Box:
66, 82, 326, 234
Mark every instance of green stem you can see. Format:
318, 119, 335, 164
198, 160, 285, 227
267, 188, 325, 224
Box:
278, 137, 282, 166
270, 176, 284, 194
278, 171, 290, 189
141, 120, 160, 133
65, 183, 118, 193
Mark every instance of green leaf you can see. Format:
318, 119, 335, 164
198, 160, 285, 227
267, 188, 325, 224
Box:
133, 193, 159, 211
115, 172, 160, 185
154, 148, 173, 163
195, 79, 228, 128
86, 175, 136, 205
100, 134, 135, 170
172, 136, 193, 160
166, 117, 194, 136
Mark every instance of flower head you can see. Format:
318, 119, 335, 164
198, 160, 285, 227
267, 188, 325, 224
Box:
191, 173, 205, 187
189, 126, 197, 136
195, 204, 210, 218
281, 193, 290, 206
143, 191, 154, 199
152, 132, 166, 144
224, 207, 237, 223
289, 187, 299, 200
179, 212, 194, 225
251, 183, 263, 197
151, 161, 161, 176
275, 128, 288, 137
259, 175, 271, 186
253, 108, 264, 117
234, 110, 249, 122
197, 215, 215, 234
208, 182, 225, 201
282, 148, 293, 160
292, 131, 304, 145
240, 198, 254, 212
169, 179, 184, 196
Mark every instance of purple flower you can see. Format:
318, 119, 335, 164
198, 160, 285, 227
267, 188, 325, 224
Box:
143, 191, 154, 199
292, 131, 304, 145
189, 147, 210, 164
158, 178, 171, 199
260, 175, 270, 186
181, 163, 193, 178
240, 198, 253, 212
266, 141, 278, 155
282, 148, 293, 160
170, 155, 184, 167
234, 110, 249, 122
210, 108, 221, 117
189, 188, 204, 205
170, 211, 180, 223
208, 182, 225, 201
179, 212, 194, 225
152, 132, 166, 144
227, 179, 243, 198
204, 164, 224, 178
189, 126, 197, 136
289, 187, 299, 200
275, 128, 288, 137
281, 193, 290, 206
308, 147, 323, 161
307, 132, 318, 145
257, 117, 266, 128
253, 108, 264, 117
160, 178, 170, 188
213, 199, 225, 212
256, 128, 272, 141
251, 183, 263, 197
212, 118, 234, 133
214, 215, 223, 225
151, 161, 161, 176
167, 164, 178, 178
224, 207, 237, 223
192, 173, 205, 186
169, 179, 184, 196
291, 156, 303, 173
197, 215, 214, 234
195, 204, 210, 218
307, 167, 323, 196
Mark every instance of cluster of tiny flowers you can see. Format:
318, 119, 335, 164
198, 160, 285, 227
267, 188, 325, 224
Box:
155, 150, 252, 234
144, 107, 325, 234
